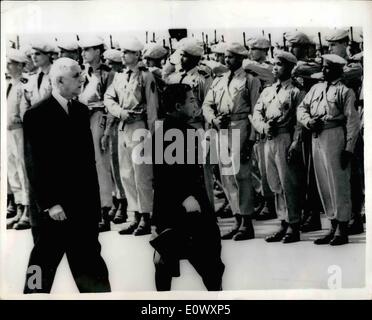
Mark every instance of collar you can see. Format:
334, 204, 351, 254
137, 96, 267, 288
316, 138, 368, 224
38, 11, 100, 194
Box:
126, 65, 140, 74
277, 78, 292, 89
38, 65, 51, 75
52, 89, 69, 114
330, 78, 342, 85
229, 67, 244, 78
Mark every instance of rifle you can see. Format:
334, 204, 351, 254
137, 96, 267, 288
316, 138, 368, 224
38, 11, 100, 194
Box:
318, 32, 324, 55
243, 32, 247, 49
262, 30, 265, 37
110, 34, 113, 49
153, 32, 156, 43
76, 34, 80, 41
205, 34, 209, 54
146, 31, 148, 44
169, 37, 173, 53
221, 35, 225, 43
350, 26, 354, 42
16, 35, 20, 49
214, 29, 217, 44
283, 33, 287, 51
268, 33, 274, 59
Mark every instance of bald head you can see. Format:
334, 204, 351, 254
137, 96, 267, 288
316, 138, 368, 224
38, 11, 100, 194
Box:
50, 58, 83, 99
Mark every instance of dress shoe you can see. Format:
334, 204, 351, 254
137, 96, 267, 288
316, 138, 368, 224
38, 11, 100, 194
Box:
255, 199, 276, 221
13, 205, 31, 230
99, 207, 111, 232
108, 199, 118, 221
7, 199, 17, 219
348, 217, 364, 235
329, 235, 349, 246
134, 213, 151, 236
282, 232, 300, 243
301, 212, 322, 232
216, 201, 233, 218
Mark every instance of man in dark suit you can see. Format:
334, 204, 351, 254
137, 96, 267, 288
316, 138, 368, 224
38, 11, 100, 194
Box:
151, 83, 225, 291
23, 57, 111, 293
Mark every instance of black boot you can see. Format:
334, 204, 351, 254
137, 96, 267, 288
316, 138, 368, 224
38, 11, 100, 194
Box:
330, 221, 349, 246
113, 198, 128, 224
221, 214, 242, 239
282, 222, 301, 243
314, 219, 337, 245
348, 214, 364, 235
14, 205, 31, 230
118, 211, 140, 235
255, 197, 277, 221
215, 200, 233, 218
7, 194, 17, 219
301, 211, 322, 232
133, 212, 151, 236
99, 207, 111, 232
233, 216, 255, 241
265, 220, 288, 242
108, 197, 119, 221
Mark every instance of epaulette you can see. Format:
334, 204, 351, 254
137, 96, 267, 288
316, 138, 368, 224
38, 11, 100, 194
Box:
138, 65, 149, 72
20, 77, 28, 84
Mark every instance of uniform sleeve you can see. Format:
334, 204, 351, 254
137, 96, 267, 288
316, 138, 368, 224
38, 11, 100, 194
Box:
343, 88, 360, 152
343, 63, 363, 82
202, 80, 218, 124
103, 74, 122, 119
247, 75, 262, 140
103, 71, 117, 135
292, 89, 306, 143
144, 72, 159, 133
19, 87, 31, 120
297, 86, 314, 129
251, 90, 267, 134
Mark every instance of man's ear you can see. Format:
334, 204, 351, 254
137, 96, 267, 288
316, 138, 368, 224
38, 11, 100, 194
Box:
175, 102, 182, 111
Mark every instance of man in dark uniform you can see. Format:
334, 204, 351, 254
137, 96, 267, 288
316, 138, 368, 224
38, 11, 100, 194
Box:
151, 84, 224, 291
23, 58, 111, 293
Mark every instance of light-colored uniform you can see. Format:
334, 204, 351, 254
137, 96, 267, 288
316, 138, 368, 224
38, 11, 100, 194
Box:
7, 78, 30, 206
79, 63, 114, 208
252, 79, 304, 223
104, 66, 158, 213
203, 67, 261, 216
297, 79, 360, 221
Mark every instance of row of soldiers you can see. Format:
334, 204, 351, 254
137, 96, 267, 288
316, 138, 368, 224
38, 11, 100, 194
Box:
6, 28, 364, 246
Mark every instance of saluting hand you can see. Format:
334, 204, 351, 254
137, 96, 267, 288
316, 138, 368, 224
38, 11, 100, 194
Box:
100, 134, 109, 153
48, 204, 67, 221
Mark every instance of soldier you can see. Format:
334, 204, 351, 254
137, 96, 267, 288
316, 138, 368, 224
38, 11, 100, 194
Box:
202, 42, 261, 241
252, 51, 304, 243
142, 43, 168, 119
104, 37, 158, 236
297, 54, 360, 246
78, 35, 114, 232
57, 39, 80, 61
17, 40, 54, 231
245, 37, 276, 221
6, 49, 31, 229
285, 31, 324, 232
102, 48, 128, 224
326, 29, 364, 235
211, 42, 226, 65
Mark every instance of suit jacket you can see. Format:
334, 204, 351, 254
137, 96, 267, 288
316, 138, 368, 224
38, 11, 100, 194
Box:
23, 95, 101, 223
152, 115, 215, 232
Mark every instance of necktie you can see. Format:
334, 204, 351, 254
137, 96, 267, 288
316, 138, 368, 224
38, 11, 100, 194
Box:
127, 70, 133, 82
179, 72, 187, 84
6, 82, 12, 98
325, 82, 331, 93
88, 67, 93, 77
37, 72, 44, 90
227, 71, 234, 87
276, 83, 282, 94
67, 100, 73, 115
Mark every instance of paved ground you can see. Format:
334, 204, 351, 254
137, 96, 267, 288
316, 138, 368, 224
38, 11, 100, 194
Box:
2, 214, 365, 294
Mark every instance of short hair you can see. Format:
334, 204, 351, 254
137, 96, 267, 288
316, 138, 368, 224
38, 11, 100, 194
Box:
49, 57, 79, 87
162, 83, 192, 114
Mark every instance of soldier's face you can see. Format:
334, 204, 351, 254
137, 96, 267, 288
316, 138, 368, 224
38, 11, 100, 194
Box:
7, 61, 23, 77
249, 48, 265, 62
177, 90, 198, 119
145, 58, 156, 68
31, 49, 50, 67
273, 58, 293, 80
60, 49, 79, 61
25, 54, 37, 73
59, 65, 84, 98
122, 50, 139, 66
180, 51, 198, 71
328, 41, 347, 57
225, 52, 242, 71
82, 47, 100, 64
216, 53, 225, 64
322, 63, 341, 82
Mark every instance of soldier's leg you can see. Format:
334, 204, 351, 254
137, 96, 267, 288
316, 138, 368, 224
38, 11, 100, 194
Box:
273, 134, 301, 243
264, 138, 289, 243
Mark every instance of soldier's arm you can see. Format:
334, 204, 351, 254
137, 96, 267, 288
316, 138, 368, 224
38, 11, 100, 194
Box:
292, 89, 306, 144
103, 74, 123, 119
251, 91, 267, 134
343, 63, 363, 82
201, 81, 217, 124
296, 87, 314, 128
144, 72, 159, 133
103, 71, 118, 136
247, 75, 262, 140
19, 87, 31, 120
343, 88, 360, 153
